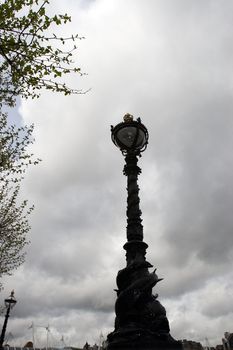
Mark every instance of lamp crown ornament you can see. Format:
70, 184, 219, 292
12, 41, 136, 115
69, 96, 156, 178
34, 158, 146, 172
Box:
107, 115, 182, 350
123, 113, 134, 122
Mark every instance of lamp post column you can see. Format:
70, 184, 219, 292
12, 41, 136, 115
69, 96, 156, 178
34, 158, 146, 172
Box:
124, 151, 143, 243
0, 291, 17, 350
123, 150, 149, 273
0, 303, 11, 349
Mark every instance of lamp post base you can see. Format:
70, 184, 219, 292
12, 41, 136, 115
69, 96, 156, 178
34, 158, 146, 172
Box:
107, 328, 182, 350
106, 241, 182, 350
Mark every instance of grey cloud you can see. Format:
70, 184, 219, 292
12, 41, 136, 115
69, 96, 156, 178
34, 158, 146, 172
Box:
1, 0, 233, 347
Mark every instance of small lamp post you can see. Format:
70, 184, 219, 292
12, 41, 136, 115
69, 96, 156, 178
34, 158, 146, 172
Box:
107, 115, 182, 350
0, 291, 17, 349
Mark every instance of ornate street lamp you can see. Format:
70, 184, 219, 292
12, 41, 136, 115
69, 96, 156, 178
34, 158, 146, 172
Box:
0, 291, 17, 349
107, 115, 182, 350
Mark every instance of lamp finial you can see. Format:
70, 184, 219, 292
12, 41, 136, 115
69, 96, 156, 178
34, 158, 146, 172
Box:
123, 113, 133, 122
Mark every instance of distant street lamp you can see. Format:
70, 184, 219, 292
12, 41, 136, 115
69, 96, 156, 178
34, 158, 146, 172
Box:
107, 115, 182, 350
0, 291, 17, 349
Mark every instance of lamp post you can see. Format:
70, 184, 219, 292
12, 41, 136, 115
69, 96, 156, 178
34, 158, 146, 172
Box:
107, 115, 182, 350
0, 291, 17, 349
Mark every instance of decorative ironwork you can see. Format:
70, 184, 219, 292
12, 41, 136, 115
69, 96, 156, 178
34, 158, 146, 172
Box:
124, 152, 143, 242
111, 115, 148, 156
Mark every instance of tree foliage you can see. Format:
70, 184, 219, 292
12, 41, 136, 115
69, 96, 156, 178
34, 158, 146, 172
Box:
0, 185, 31, 278
0, 0, 83, 107
0, 112, 40, 289
0, 0, 83, 287
0, 112, 37, 181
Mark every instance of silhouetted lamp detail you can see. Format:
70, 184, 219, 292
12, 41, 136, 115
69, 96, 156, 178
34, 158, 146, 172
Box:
107, 115, 181, 350
111, 114, 148, 154
0, 291, 17, 349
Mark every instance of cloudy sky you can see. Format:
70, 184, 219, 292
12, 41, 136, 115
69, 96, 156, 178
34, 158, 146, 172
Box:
1, 0, 233, 347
